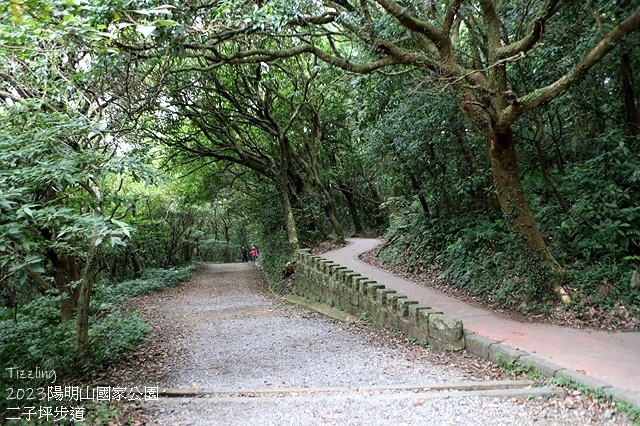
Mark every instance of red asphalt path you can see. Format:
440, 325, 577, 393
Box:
323, 238, 640, 396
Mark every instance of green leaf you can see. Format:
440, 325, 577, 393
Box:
136, 25, 157, 38
30, 265, 45, 274
110, 236, 125, 246
94, 31, 116, 40
25, 255, 41, 264
110, 218, 128, 228
151, 19, 178, 27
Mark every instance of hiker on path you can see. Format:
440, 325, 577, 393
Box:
241, 247, 249, 262
250, 247, 258, 261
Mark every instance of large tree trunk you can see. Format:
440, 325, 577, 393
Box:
490, 128, 571, 304
129, 246, 141, 279
408, 172, 430, 218
182, 243, 194, 263
54, 269, 76, 321
289, 136, 345, 241
279, 181, 300, 253
75, 235, 99, 353
323, 200, 344, 241
368, 184, 387, 227
47, 250, 79, 321
75, 191, 102, 353
223, 223, 231, 262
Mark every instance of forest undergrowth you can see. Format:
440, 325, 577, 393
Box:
0, 265, 198, 424
366, 216, 640, 331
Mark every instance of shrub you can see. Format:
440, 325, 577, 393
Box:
0, 265, 197, 418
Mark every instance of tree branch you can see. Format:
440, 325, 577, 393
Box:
373, 0, 445, 45
200, 43, 414, 74
0, 90, 22, 103
499, 5, 640, 127
443, 0, 465, 36
26, 267, 55, 292
496, 0, 563, 60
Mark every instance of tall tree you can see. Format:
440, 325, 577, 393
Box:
110, 0, 640, 301
0, 0, 142, 351
118, 53, 351, 249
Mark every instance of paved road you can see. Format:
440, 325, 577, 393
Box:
323, 238, 640, 398
140, 263, 614, 425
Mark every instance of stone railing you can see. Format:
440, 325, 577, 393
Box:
295, 249, 465, 351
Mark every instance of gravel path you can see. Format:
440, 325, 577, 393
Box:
115, 263, 630, 425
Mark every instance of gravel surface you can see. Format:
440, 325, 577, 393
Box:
105, 263, 631, 425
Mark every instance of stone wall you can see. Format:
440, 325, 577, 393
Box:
294, 249, 465, 351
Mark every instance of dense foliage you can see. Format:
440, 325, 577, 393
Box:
1, 0, 639, 374
365, 67, 640, 310
0, 264, 197, 418
369, 84, 640, 311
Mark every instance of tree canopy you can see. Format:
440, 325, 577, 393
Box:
2, 0, 640, 354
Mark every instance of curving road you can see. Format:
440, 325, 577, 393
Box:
323, 238, 640, 398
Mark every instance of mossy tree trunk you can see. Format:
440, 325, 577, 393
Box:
489, 127, 571, 304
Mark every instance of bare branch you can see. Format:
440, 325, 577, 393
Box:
442, 49, 529, 91
443, 0, 465, 36
373, 0, 445, 45
0, 90, 22, 103
26, 267, 55, 292
300, 11, 339, 25
478, 0, 501, 55
198, 43, 421, 74
496, 0, 563, 60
